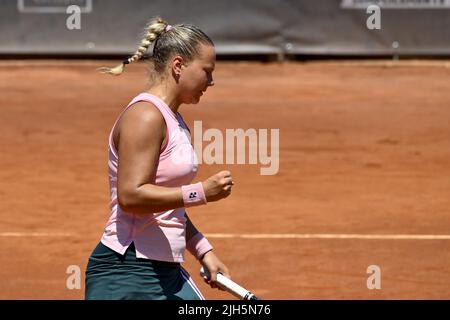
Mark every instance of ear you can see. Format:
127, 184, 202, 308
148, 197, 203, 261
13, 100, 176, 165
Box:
172, 55, 184, 76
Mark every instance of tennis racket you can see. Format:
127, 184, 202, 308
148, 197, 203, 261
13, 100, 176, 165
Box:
200, 267, 260, 300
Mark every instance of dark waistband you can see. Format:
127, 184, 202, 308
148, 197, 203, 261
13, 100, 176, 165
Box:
90, 241, 181, 267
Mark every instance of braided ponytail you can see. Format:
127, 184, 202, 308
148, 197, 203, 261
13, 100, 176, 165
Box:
97, 17, 168, 75
98, 17, 213, 77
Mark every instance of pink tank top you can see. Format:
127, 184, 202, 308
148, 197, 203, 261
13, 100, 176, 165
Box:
101, 92, 198, 263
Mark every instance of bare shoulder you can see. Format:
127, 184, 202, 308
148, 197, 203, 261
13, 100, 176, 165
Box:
115, 101, 167, 151
115, 101, 167, 195
121, 101, 165, 129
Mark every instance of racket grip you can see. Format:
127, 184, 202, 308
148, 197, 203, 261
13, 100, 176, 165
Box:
200, 267, 259, 300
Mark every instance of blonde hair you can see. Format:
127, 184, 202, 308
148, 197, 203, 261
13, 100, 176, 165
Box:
98, 17, 214, 76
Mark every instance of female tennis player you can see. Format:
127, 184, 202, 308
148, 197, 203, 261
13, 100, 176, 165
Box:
85, 17, 233, 300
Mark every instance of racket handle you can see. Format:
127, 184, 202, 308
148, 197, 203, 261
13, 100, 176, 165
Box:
200, 267, 259, 300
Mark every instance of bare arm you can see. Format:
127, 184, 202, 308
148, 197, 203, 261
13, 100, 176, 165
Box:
186, 214, 231, 288
116, 102, 234, 215
116, 102, 184, 214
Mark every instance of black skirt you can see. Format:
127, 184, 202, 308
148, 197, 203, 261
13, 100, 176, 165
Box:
85, 241, 204, 300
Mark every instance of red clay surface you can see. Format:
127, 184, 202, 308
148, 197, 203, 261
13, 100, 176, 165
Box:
0, 60, 449, 299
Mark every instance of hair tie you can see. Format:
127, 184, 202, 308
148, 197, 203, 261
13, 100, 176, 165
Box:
165, 24, 172, 32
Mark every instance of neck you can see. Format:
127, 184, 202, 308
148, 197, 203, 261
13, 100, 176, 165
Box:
146, 82, 181, 114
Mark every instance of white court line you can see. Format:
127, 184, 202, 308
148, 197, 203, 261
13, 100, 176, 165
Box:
0, 232, 73, 237
1, 232, 449, 240
204, 233, 450, 240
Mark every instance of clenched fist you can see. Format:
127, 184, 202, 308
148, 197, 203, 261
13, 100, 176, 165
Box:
202, 171, 234, 202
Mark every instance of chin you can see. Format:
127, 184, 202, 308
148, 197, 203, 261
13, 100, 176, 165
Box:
191, 96, 201, 104
182, 93, 202, 105
184, 99, 198, 105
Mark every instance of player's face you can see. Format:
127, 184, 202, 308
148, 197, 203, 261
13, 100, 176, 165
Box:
178, 44, 215, 104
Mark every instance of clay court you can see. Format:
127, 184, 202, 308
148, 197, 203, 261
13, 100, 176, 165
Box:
1, 60, 449, 299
